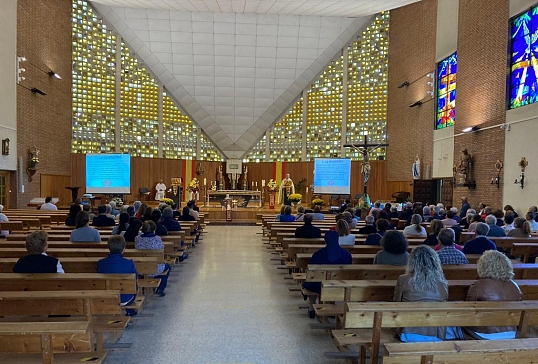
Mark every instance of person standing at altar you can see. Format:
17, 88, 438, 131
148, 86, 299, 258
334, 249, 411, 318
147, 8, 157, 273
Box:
278, 174, 295, 206
155, 180, 167, 201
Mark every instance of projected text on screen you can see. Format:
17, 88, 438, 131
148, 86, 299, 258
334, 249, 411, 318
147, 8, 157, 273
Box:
313, 158, 351, 195
86, 154, 131, 194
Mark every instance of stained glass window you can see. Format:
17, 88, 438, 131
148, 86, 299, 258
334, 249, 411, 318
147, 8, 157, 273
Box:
199, 132, 223, 161
162, 91, 196, 159
510, 7, 538, 109
245, 134, 267, 163
346, 12, 389, 160
436, 53, 457, 129
72, 0, 116, 153
269, 98, 303, 162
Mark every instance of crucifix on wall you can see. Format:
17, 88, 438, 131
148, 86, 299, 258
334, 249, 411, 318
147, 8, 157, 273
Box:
344, 133, 389, 195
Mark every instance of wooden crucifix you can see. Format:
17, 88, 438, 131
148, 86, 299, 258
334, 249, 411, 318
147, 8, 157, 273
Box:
344, 134, 389, 195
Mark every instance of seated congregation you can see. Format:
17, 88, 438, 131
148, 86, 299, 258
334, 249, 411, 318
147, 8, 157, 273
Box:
266, 197, 538, 361
0, 199, 204, 362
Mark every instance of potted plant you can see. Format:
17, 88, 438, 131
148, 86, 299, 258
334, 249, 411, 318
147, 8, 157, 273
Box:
312, 198, 325, 208
288, 193, 302, 206
356, 194, 371, 220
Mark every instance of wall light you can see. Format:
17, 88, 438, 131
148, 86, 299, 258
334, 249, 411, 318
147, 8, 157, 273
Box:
462, 126, 480, 133
48, 71, 61, 79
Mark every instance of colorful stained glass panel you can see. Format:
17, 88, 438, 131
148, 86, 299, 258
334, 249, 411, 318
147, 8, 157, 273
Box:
509, 7, 538, 109
436, 53, 457, 129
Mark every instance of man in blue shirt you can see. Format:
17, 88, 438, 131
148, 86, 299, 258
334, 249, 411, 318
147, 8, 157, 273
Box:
294, 214, 321, 238
92, 205, 116, 227
485, 215, 506, 237
97, 235, 138, 316
437, 228, 469, 265
462, 223, 497, 255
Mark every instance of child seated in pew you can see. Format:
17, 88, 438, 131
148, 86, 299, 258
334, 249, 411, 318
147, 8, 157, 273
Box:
13, 230, 65, 273
135, 221, 172, 297
97, 235, 138, 316
394, 245, 464, 342
465, 250, 522, 339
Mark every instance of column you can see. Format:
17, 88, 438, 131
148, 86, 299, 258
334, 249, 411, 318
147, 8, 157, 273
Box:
157, 84, 163, 158
301, 89, 308, 161
341, 46, 349, 158
114, 36, 121, 152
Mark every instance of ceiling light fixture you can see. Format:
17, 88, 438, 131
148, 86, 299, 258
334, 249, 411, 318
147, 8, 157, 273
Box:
48, 71, 61, 79
462, 126, 480, 133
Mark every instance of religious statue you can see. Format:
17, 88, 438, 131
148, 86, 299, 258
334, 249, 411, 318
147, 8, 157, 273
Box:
242, 165, 248, 191
456, 149, 472, 182
278, 174, 295, 205
218, 165, 224, 190
412, 156, 421, 179
361, 151, 371, 186
155, 179, 166, 200
170, 178, 183, 206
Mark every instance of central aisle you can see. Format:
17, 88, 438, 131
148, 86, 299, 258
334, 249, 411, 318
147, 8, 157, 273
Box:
105, 225, 338, 364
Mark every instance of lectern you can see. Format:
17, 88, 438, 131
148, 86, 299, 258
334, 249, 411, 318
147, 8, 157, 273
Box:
65, 186, 81, 203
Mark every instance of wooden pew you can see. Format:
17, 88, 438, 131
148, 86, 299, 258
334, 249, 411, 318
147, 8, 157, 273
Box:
0, 248, 164, 260
329, 301, 538, 364
306, 263, 538, 281
0, 290, 128, 353
0, 257, 158, 274
0, 321, 104, 364
382, 338, 538, 364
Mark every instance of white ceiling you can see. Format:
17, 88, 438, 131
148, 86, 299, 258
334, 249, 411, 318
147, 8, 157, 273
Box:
91, 1, 419, 158
92, 0, 419, 17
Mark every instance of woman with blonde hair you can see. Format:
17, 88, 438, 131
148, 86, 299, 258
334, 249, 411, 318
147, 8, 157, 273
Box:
394, 245, 463, 342
403, 214, 426, 237
336, 219, 355, 246
135, 203, 149, 219
507, 217, 532, 238
466, 250, 522, 339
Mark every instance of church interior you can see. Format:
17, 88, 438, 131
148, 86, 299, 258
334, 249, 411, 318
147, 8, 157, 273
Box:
2, 0, 538, 363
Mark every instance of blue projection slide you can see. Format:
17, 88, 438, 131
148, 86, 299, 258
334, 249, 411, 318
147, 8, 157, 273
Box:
313, 158, 351, 195
86, 154, 131, 194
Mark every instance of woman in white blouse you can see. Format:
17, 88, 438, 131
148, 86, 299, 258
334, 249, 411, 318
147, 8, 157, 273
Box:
403, 214, 427, 238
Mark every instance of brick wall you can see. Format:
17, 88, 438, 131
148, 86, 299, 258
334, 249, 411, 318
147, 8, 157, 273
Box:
452, 0, 509, 210
386, 0, 438, 181
16, 0, 72, 208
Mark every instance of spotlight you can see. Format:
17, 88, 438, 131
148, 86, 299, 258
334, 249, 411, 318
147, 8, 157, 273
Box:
462, 126, 480, 133
398, 81, 409, 88
48, 71, 61, 79
31, 87, 46, 95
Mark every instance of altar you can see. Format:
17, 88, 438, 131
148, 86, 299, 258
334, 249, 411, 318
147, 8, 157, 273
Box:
206, 190, 262, 208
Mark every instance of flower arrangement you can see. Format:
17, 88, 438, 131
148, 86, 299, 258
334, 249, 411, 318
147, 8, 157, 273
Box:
111, 197, 123, 207
188, 178, 199, 192
356, 194, 371, 210
160, 197, 174, 206
266, 179, 279, 192
210, 184, 217, 191
288, 193, 302, 203
312, 198, 325, 206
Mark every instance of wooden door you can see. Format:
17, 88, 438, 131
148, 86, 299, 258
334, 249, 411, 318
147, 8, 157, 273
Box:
441, 178, 454, 209
0, 171, 10, 209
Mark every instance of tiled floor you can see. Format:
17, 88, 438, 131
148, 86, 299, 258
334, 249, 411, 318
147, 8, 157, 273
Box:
104, 225, 339, 364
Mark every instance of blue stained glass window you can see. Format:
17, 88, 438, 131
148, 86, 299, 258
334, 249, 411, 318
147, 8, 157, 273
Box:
436, 53, 457, 129
509, 7, 538, 109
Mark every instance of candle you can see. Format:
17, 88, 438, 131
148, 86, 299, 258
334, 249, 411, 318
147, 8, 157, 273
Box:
262, 179, 265, 187
204, 178, 207, 185
252, 182, 254, 187
306, 187, 309, 193
256, 182, 258, 187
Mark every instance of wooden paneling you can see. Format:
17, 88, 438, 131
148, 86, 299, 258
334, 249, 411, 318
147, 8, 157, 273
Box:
41, 174, 71, 206
71, 154, 413, 205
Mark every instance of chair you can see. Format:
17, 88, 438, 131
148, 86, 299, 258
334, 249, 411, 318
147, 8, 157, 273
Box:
139, 187, 150, 200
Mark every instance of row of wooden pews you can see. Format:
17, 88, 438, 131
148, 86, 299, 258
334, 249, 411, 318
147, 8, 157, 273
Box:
261, 214, 538, 364
0, 208, 207, 363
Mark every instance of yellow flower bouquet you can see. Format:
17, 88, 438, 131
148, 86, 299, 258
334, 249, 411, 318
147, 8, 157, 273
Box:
188, 178, 199, 192
160, 198, 174, 206
266, 179, 279, 192
312, 198, 325, 206
288, 193, 302, 203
